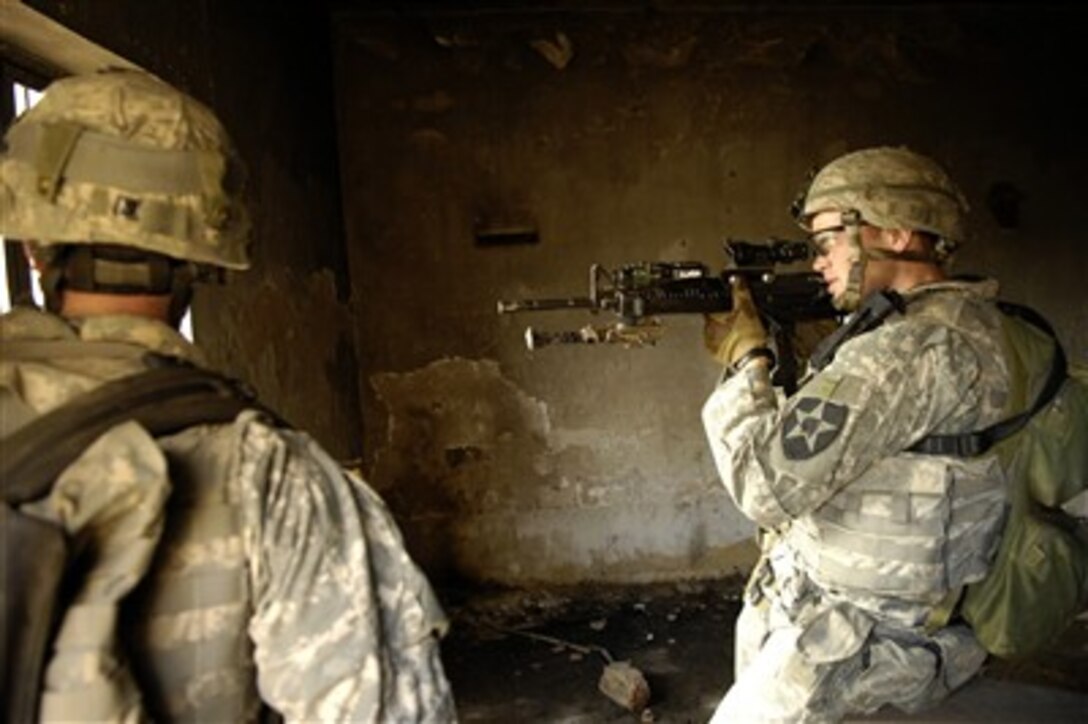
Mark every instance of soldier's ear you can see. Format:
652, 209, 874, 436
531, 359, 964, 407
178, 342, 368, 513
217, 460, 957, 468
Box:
883, 229, 914, 253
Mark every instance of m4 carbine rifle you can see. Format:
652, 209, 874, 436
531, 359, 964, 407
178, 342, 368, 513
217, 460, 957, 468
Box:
496, 239, 840, 392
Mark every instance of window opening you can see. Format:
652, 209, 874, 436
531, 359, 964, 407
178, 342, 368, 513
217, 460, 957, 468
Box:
1, 78, 44, 314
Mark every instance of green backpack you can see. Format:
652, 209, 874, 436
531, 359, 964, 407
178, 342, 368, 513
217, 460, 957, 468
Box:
916, 303, 1088, 658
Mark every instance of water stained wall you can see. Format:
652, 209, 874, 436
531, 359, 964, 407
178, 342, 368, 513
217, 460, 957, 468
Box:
12, 1, 1087, 587
334, 5, 1088, 584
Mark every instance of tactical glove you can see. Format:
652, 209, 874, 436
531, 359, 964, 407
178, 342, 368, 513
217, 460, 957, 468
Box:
703, 277, 770, 368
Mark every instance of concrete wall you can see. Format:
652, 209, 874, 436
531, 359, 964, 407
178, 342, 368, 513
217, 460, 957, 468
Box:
333, 5, 1088, 585
14, 2, 1086, 588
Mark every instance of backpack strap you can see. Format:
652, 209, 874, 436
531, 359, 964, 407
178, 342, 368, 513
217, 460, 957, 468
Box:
908, 302, 1068, 457
0, 358, 264, 506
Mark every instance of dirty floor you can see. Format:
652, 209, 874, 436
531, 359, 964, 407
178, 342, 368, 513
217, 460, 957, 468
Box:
438, 579, 1088, 723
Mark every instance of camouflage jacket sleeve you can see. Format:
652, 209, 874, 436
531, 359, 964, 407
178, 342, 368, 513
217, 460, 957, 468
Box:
234, 415, 456, 723
701, 319, 987, 529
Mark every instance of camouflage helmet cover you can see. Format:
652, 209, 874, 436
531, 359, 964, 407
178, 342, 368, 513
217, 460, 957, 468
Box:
0, 68, 250, 269
797, 146, 969, 250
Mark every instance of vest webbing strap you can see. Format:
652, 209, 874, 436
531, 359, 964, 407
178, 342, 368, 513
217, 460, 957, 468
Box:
908, 301, 1068, 457
0, 363, 260, 506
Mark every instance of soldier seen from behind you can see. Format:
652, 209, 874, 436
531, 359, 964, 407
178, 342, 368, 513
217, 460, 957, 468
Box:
0, 69, 456, 723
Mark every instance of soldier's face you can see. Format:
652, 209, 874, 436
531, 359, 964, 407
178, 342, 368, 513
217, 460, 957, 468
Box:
809, 211, 856, 301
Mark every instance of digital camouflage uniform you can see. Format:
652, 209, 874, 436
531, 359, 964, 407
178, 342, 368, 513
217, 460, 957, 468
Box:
1, 68, 457, 723
702, 279, 1012, 722
0, 307, 456, 722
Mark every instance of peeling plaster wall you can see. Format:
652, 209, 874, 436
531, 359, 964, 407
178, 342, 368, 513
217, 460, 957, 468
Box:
334, 5, 1088, 585
13, 3, 1084, 587
202, 269, 361, 454
370, 357, 754, 581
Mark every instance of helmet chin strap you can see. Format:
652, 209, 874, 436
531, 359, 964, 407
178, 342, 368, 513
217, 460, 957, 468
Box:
864, 246, 942, 264
837, 211, 867, 312
39, 244, 196, 328
835, 211, 943, 312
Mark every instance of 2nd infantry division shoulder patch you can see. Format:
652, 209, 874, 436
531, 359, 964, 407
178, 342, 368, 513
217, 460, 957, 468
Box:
781, 397, 848, 460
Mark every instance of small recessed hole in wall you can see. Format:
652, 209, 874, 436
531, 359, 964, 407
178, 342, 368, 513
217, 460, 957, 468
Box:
474, 227, 540, 247
986, 181, 1024, 230
445, 446, 485, 468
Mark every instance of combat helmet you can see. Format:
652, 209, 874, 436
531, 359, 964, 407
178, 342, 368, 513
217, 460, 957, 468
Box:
0, 68, 250, 311
796, 146, 968, 258
793, 146, 968, 310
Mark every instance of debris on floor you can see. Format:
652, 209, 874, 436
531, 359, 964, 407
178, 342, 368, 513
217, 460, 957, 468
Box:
481, 621, 654, 713
439, 577, 1088, 723
441, 578, 744, 722
598, 660, 652, 713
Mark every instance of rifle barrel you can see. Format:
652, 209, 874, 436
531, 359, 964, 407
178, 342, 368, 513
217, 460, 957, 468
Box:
525, 328, 594, 349
497, 297, 595, 314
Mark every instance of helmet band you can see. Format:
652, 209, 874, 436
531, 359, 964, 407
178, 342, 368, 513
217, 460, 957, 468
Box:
6, 122, 232, 199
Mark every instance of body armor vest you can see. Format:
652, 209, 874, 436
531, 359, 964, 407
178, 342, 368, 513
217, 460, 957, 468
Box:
784, 452, 1007, 601
783, 288, 1015, 603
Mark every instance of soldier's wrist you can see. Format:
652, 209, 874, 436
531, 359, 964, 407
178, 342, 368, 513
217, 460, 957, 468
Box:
729, 346, 776, 375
